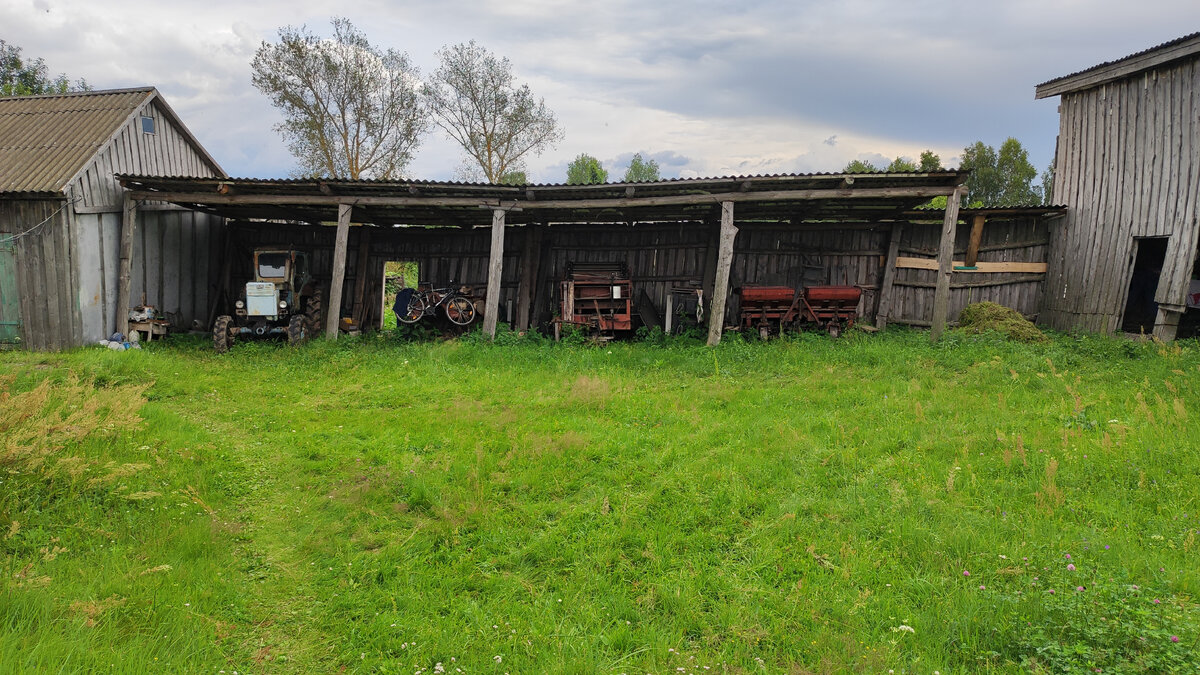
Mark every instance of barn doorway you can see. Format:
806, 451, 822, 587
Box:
382, 261, 419, 329
1121, 237, 1168, 333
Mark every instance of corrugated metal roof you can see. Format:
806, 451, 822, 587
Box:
119, 171, 972, 228
0, 87, 154, 193
1035, 31, 1200, 98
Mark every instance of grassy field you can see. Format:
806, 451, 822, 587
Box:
2, 328, 1199, 674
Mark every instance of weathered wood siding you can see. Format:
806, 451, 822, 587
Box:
889, 217, 1050, 326
225, 216, 1050, 333
1044, 57, 1200, 332
67, 99, 222, 210
0, 198, 83, 350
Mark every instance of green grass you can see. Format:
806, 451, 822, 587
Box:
2, 328, 1199, 673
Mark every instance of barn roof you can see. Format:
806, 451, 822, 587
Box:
1035, 32, 1200, 99
118, 171, 971, 227
0, 87, 224, 194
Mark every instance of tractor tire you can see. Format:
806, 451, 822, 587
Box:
213, 315, 233, 354
305, 290, 322, 335
287, 314, 306, 346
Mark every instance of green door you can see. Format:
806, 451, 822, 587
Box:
0, 235, 20, 344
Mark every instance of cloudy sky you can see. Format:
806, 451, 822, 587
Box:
4, 0, 1199, 182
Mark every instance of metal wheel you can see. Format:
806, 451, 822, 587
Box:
287, 314, 306, 345
828, 322, 842, 339
213, 315, 233, 353
444, 296, 476, 326
305, 290, 323, 334
397, 293, 425, 324
758, 325, 770, 341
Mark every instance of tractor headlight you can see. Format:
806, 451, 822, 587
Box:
279, 300, 288, 309
235, 300, 244, 309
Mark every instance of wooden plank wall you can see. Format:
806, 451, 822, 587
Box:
69, 100, 222, 210
229, 222, 524, 327
120, 209, 225, 336
889, 217, 1050, 326
0, 198, 82, 350
224, 217, 1048, 333
1044, 57, 1200, 333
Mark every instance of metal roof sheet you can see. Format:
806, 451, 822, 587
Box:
0, 88, 154, 193
1035, 31, 1200, 98
119, 171, 972, 228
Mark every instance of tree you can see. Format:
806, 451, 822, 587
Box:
1, 40, 89, 96
1041, 163, 1055, 204
251, 17, 425, 179
885, 156, 919, 172
844, 159, 878, 173
425, 41, 563, 183
566, 154, 608, 184
622, 153, 661, 182
499, 170, 528, 185
959, 138, 1040, 207
919, 150, 944, 172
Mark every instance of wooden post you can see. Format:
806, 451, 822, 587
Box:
875, 223, 904, 330
325, 203, 352, 339
964, 214, 986, 267
483, 208, 505, 339
351, 228, 371, 327
707, 201, 737, 346
930, 188, 964, 342
117, 192, 137, 337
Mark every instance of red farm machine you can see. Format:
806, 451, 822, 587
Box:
736, 284, 862, 338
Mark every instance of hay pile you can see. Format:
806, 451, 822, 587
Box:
957, 302, 1048, 343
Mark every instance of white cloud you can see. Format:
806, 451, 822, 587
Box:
4, 0, 1199, 181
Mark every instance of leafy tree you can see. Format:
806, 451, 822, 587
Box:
499, 170, 528, 185
1, 40, 89, 96
919, 150, 944, 172
251, 18, 425, 179
622, 153, 660, 182
1041, 163, 1055, 204
885, 156, 919, 172
960, 138, 1040, 207
566, 153, 607, 184
425, 41, 562, 183
843, 159, 879, 173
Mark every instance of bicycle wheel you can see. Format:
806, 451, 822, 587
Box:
397, 294, 426, 324
444, 296, 476, 325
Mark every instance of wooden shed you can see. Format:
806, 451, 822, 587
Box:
119, 173, 1063, 344
1036, 32, 1200, 339
0, 87, 225, 349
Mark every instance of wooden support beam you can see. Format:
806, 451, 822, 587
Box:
930, 188, 964, 342
964, 214, 986, 267
325, 203, 352, 339
875, 223, 904, 330
483, 208, 505, 339
117, 192, 137, 337
895, 257, 1048, 273
351, 228, 371, 327
124, 185, 961, 211
707, 201, 737, 346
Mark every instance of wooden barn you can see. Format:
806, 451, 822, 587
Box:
118, 172, 1063, 345
1036, 32, 1200, 339
0, 87, 225, 349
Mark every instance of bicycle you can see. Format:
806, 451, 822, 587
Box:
394, 283, 477, 326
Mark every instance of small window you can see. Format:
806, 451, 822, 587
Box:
140, 116, 156, 134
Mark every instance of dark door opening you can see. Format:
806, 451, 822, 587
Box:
1121, 237, 1168, 333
